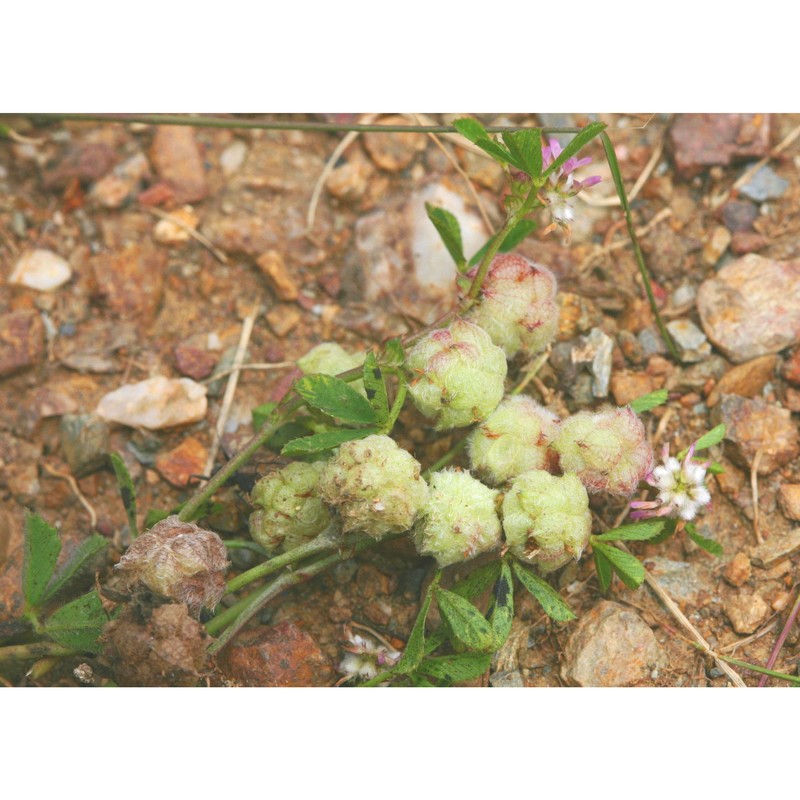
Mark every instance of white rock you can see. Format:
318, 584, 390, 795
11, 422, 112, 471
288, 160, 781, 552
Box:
220, 140, 248, 175
9, 249, 72, 291
96, 377, 207, 430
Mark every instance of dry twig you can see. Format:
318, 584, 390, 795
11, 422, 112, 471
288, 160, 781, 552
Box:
41, 463, 98, 529
751, 448, 765, 544
142, 206, 229, 264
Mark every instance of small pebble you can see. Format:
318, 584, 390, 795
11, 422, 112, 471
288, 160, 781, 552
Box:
738, 165, 789, 202
9, 249, 72, 292
96, 377, 207, 430
666, 319, 711, 363
220, 139, 248, 176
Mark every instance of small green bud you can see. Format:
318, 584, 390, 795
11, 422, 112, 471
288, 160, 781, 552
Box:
405, 318, 507, 430
468, 395, 560, 485
248, 461, 332, 553
551, 406, 653, 497
502, 471, 591, 573
413, 468, 502, 567
297, 342, 363, 376
466, 254, 558, 358
318, 434, 429, 539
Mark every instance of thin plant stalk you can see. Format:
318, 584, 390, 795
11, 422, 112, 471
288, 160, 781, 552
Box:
757, 587, 800, 687
0, 641, 77, 662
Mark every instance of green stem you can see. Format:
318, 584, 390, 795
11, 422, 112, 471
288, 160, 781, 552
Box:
422, 438, 467, 479
715, 653, 800, 686
208, 536, 380, 654
385, 379, 408, 432
223, 539, 269, 556
466, 184, 543, 301
206, 590, 259, 637
599, 132, 680, 362
17, 112, 582, 136
0, 641, 77, 662
224, 525, 341, 595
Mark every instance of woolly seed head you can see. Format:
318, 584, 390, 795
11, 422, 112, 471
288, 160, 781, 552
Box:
468, 395, 561, 486
249, 461, 332, 553
318, 434, 429, 539
115, 516, 229, 615
297, 342, 364, 376
413, 468, 502, 567
405, 318, 507, 430
502, 471, 591, 573
466, 254, 559, 358
551, 406, 654, 497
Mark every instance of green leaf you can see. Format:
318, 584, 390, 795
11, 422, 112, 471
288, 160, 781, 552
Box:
295, 374, 377, 425
251, 402, 277, 431
281, 427, 378, 457
691, 424, 726, 453
44, 590, 108, 653
426, 203, 465, 270
110, 452, 137, 538
379, 339, 405, 368
488, 561, 514, 647
502, 129, 542, 177
707, 461, 724, 475
450, 560, 502, 601
473, 137, 522, 170
395, 573, 440, 675
41, 534, 107, 604
436, 588, 497, 653
265, 420, 316, 452
648, 516, 678, 545
628, 389, 669, 414
362, 352, 389, 428
594, 548, 613, 594
685, 523, 723, 557
591, 541, 646, 589
593, 520, 666, 543
418, 652, 491, 684
512, 561, 576, 622
23, 511, 62, 609
542, 121, 606, 179
452, 117, 489, 144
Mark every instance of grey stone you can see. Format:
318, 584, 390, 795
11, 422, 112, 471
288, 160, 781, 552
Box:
643, 557, 709, 605
60, 414, 110, 477
739, 165, 789, 202
638, 326, 668, 356
666, 319, 711, 362
489, 670, 524, 688
671, 284, 697, 308
750, 528, 800, 567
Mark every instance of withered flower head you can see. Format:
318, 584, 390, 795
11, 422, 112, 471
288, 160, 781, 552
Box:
115, 515, 229, 615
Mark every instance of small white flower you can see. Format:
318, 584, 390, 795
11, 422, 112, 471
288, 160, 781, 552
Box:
338, 631, 400, 682
630, 443, 712, 522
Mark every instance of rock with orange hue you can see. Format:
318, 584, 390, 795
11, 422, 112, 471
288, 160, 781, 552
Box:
150, 126, 208, 204
91, 243, 166, 321
155, 436, 208, 488
0, 310, 45, 378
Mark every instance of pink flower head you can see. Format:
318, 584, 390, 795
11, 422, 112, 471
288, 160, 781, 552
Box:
540, 137, 601, 228
630, 442, 712, 522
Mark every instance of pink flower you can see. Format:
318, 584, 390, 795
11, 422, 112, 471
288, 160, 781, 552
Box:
540, 138, 601, 227
630, 443, 712, 522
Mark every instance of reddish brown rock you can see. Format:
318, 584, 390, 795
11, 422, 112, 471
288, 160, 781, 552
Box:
731, 231, 767, 256
92, 152, 150, 208
150, 126, 208, 204
362, 115, 427, 172
610, 371, 660, 407
266, 304, 301, 337
0, 310, 45, 378
174, 340, 218, 380
91, 243, 166, 320
155, 436, 208, 488
256, 250, 300, 301
561, 600, 667, 687
217, 621, 334, 687
201, 214, 278, 256
713, 394, 799, 474
41, 142, 118, 189
697, 255, 800, 363
778, 484, 800, 521
706, 355, 777, 407
723, 552, 752, 587
783, 347, 800, 386
0, 432, 42, 501
669, 114, 771, 178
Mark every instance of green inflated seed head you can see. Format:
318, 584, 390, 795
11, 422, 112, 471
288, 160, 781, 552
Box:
405, 318, 507, 430
248, 461, 332, 553
297, 342, 364, 376
465, 254, 559, 358
413, 468, 502, 567
502, 471, 591, 573
318, 434, 429, 539
468, 395, 561, 486
551, 406, 653, 497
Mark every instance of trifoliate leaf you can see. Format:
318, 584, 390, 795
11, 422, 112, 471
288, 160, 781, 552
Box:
512, 561, 576, 622
294, 374, 377, 425
23, 511, 62, 609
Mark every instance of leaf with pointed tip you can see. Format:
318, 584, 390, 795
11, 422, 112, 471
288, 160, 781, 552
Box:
23, 511, 61, 609
395, 573, 440, 675
379, 339, 405, 368
281, 427, 378, 457
251, 402, 277, 432
468, 218, 539, 267
44, 591, 108, 653
502, 129, 542, 178
426, 203, 465, 270
41, 535, 107, 604
294, 374, 377, 425
512, 561, 576, 622
418, 652, 492, 684
436, 588, 497, 653
488, 561, 514, 647
690, 424, 726, 454
452, 117, 489, 143
593, 520, 666, 543
685, 523, 723, 557
594, 548, 614, 594
542, 122, 606, 179
591, 541, 646, 589
450, 560, 502, 601
110, 452, 137, 538
629, 389, 668, 414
